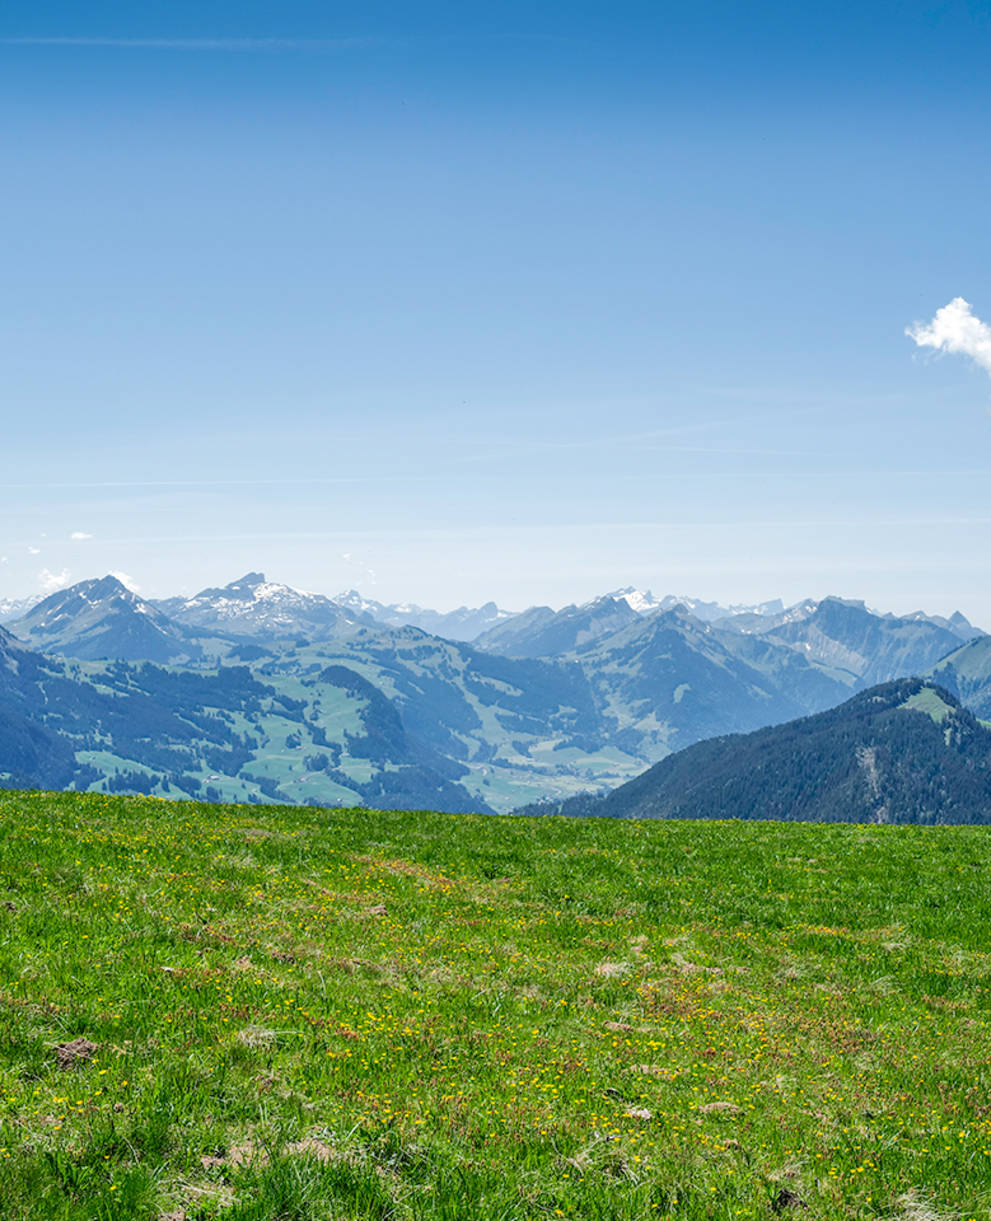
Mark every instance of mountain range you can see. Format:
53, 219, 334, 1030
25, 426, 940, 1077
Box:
518, 678, 991, 824
331, 590, 513, 641
1, 571, 989, 815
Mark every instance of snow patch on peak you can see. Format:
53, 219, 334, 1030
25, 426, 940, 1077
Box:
609, 587, 663, 614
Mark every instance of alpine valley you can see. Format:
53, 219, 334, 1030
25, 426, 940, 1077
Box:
1, 571, 988, 815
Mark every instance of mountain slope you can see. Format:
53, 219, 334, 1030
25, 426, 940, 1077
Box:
253, 626, 639, 811
928, 635, 991, 719
719, 597, 978, 684
9, 576, 202, 663
524, 679, 991, 824
571, 605, 852, 755
0, 629, 488, 813
474, 596, 640, 658
0, 628, 90, 790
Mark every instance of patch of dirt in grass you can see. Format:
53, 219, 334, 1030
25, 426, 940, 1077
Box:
771, 1187, 808, 1212
54, 1037, 97, 1070
595, 961, 629, 978
671, 952, 722, 975
286, 1138, 337, 1162
699, 1101, 741, 1114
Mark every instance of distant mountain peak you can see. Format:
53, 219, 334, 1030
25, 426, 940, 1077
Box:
9, 575, 197, 663
609, 587, 664, 614
231, 571, 266, 589
607, 589, 791, 622
155, 574, 360, 641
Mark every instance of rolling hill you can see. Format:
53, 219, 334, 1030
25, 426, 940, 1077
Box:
0, 628, 488, 813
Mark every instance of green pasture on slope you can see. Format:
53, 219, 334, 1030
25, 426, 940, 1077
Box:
0, 791, 989, 1219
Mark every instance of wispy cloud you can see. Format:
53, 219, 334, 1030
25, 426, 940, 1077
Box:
70, 531, 92, 541
0, 35, 375, 52
110, 570, 140, 592
38, 568, 71, 593
906, 297, 991, 379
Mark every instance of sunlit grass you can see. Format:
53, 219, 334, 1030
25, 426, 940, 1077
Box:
0, 791, 989, 1218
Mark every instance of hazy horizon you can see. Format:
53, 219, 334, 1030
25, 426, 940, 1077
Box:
4, 563, 988, 632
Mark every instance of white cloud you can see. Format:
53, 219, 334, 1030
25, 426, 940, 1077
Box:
110, 570, 141, 592
70, 531, 93, 541
27, 546, 40, 555
38, 568, 71, 593
906, 297, 991, 378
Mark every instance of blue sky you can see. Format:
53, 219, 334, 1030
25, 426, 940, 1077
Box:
3, 1, 991, 620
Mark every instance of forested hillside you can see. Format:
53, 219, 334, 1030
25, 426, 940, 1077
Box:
521, 679, 991, 824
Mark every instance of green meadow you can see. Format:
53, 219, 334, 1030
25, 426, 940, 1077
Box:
0, 792, 989, 1220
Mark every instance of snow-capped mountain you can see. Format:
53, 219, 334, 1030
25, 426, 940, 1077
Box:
10, 575, 201, 663
0, 594, 43, 625
157, 573, 367, 641
607, 587, 667, 614
333, 590, 515, 642
607, 588, 786, 621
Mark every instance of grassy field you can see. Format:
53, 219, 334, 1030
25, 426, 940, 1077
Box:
0, 793, 990, 1219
